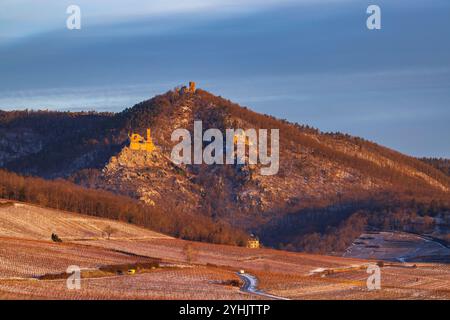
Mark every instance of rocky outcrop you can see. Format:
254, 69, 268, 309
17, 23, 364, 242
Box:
102, 146, 202, 213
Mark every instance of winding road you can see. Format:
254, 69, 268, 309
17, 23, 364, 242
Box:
237, 273, 290, 300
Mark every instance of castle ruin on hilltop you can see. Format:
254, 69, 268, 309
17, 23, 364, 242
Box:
176, 81, 196, 95
129, 128, 155, 152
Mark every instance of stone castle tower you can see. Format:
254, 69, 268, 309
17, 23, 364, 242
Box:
176, 81, 196, 94
189, 81, 196, 93
129, 128, 155, 152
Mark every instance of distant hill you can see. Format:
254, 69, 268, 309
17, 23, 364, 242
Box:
1, 86, 449, 253
420, 158, 450, 177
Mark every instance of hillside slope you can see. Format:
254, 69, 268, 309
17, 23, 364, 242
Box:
0, 200, 170, 241
1, 86, 449, 253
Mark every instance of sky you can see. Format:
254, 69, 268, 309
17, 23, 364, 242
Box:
0, 0, 449, 157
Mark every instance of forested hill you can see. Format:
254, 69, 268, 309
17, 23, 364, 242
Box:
1, 86, 449, 253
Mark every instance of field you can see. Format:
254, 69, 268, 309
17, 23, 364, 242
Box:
0, 267, 252, 300
0, 201, 449, 300
0, 201, 169, 241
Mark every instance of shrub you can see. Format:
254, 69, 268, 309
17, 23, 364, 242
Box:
51, 233, 62, 243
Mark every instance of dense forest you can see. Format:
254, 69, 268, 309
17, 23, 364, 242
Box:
0, 169, 248, 246
261, 191, 450, 253
0, 110, 126, 177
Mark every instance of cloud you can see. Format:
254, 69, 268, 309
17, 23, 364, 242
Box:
0, 82, 176, 111
0, 0, 366, 42
0, 0, 323, 40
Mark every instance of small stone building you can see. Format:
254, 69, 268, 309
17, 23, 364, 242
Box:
246, 235, 260, 249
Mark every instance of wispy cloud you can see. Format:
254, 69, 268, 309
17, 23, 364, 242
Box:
1, 0, 336, 40
0, 82, 179, 111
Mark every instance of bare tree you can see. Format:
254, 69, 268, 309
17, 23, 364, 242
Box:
183, 243, 197, 264
103, 225, 117, 240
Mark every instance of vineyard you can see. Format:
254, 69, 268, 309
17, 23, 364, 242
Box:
0, 201, 170, 241
0, 237, 153, 278
0, 200, 449, 299
0, 268, 252, 300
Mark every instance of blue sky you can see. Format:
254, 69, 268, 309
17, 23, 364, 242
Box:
0, 0, 449, 157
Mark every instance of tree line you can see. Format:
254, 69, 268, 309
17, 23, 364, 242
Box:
0, 169, 247, 246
